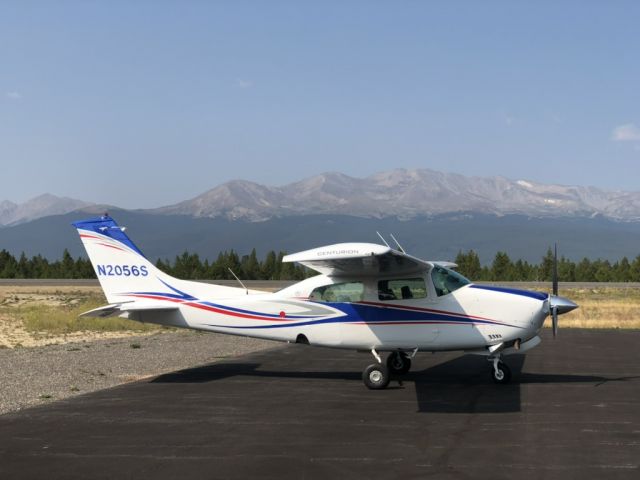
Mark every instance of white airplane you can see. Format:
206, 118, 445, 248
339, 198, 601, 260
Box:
73, 215, 578, 389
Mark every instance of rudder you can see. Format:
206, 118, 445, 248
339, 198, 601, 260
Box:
73, 215, 177, 304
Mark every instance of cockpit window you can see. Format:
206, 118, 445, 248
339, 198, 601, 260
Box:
309, 282, 364, 303
431, 265, 471, 297
378, 278, 427, 301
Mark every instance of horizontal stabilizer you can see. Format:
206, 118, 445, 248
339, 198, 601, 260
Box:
80, 303, 179, 318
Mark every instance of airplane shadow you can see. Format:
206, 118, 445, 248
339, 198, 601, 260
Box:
152, 362, 264, 383
152, 362, 363, 384
408, 354, 526, 414
151, 352, 624, 414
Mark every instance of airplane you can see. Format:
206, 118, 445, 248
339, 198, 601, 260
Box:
72, 215, 578, 389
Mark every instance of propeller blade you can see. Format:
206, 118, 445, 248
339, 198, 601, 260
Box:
552, 306, 558, 338
552, 243, 558, 296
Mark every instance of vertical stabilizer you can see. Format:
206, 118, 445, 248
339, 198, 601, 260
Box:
72, 215, 177, 303
72, 215, 253, 304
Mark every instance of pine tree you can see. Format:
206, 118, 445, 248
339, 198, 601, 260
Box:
17, 253, 29, 278
614, 257, 631, 282
558, 256, 576, 282
0, 250, 17, 278
539, 247, 554, 282
630, 255, 640, 282
242, 248, 260, 279
61, 249, 75, 279
261, 250, 277, 279
491, 252, 514, 281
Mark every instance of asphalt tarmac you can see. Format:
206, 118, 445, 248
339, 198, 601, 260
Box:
1, 329, 638, 479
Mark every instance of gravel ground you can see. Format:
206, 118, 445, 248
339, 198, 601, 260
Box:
0, 330, 276, 415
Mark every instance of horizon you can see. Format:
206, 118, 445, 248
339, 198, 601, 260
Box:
2, 2, 639, 207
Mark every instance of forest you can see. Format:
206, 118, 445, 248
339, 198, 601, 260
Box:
1, 247, 640, 282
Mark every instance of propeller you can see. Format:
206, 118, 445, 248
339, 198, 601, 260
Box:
548, 243, 578, 338
552, 243, 558, 297
552, 243, 558, 338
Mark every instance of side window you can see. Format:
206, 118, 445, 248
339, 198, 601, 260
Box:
309, 282, 364, 303
378, 278, 427, 301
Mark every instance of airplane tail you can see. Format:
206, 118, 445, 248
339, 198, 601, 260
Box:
72, 215, 253, 305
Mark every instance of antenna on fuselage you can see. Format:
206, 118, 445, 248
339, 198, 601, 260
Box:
376, 232, 391, 248
228, 268, 249, 295
389, 234, 406, 254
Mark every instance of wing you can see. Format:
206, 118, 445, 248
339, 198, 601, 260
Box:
80, 302, 179, 318
282, 242, 430, 277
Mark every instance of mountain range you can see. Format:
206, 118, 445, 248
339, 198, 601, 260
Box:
3, 169, 640, 226
2, 169, 640, 263
153, 169, 640, 222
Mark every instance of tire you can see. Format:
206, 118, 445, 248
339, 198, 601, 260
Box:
363, 364, 390, 390
386, 352, 412, 375
491, 361, 512, 384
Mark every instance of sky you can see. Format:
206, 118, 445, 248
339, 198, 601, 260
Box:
1, 0, 639, 208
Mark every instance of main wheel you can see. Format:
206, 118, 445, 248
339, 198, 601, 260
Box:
491, 361, 512, 384
363, 364, 390, 390
386, 352, 411, 375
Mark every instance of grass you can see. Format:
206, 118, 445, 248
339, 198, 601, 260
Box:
12, 293, 163, 334
544, 287, 640, 329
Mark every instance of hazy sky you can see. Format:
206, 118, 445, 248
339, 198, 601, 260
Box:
1, 1, 639, 208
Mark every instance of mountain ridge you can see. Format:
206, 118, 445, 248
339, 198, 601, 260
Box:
0, 194, 91, 227
150, 168, 640, 222
3, 168, 640, 226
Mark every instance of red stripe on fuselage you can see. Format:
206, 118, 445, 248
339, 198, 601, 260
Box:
124, 294, 292, 321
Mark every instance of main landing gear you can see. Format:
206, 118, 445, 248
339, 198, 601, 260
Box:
362, 349, 415, 390
387, 351, 412, 375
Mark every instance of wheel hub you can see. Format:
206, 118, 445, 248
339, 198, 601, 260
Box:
369, 371, 382, 383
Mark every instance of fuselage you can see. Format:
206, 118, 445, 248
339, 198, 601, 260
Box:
132, 271, 550, 354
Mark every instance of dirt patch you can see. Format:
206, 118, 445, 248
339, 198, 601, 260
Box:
0, 285, 157, 348
0, 311, 158, 348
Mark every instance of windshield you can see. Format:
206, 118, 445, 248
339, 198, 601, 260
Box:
431, 265, 471, 296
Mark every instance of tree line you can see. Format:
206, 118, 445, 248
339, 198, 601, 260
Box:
1, 247, 640, 282
0, 249, 308, 280
454, 249, 640, 282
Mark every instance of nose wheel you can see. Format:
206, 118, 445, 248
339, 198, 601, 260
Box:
490, 357, 512, 384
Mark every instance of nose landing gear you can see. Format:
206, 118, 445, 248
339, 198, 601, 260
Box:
489, 355, 512, 384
